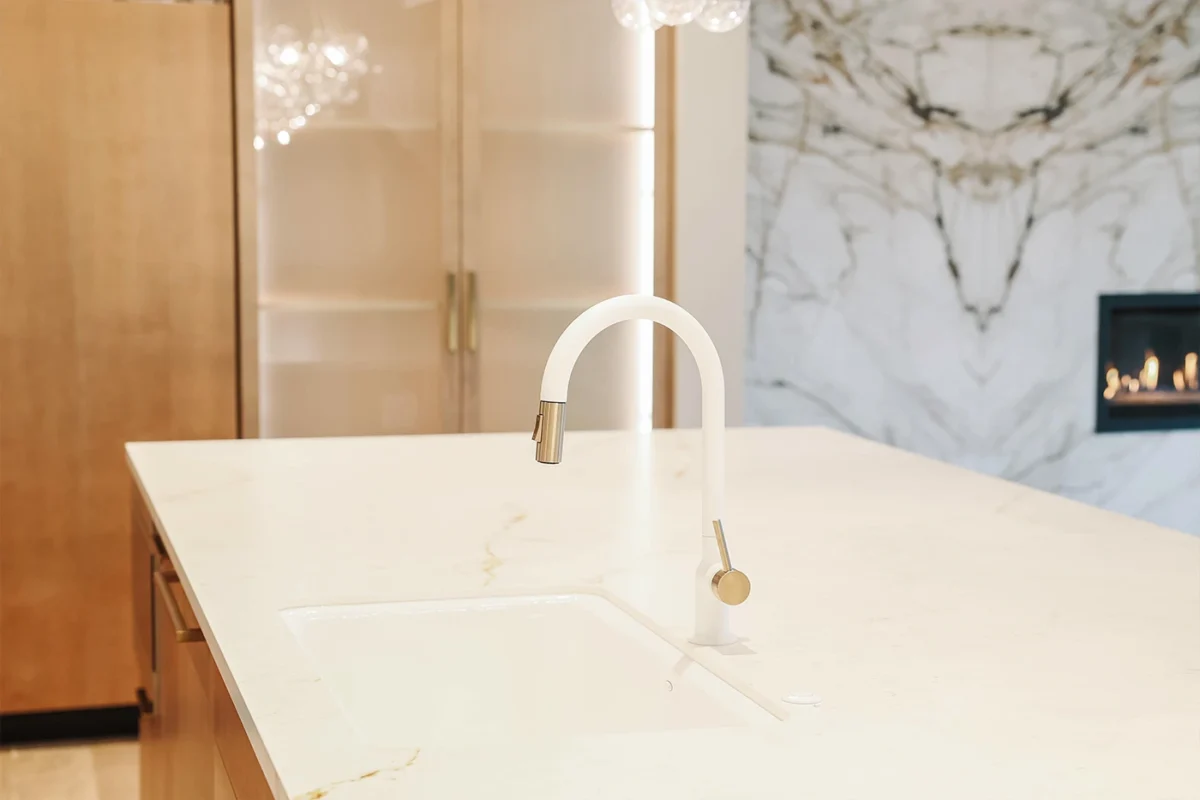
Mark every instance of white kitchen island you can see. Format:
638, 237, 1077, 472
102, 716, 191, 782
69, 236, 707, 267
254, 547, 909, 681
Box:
127, 427, 1200, 799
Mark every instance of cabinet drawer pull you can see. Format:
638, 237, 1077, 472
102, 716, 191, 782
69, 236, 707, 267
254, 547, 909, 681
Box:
154, 570, 204, 643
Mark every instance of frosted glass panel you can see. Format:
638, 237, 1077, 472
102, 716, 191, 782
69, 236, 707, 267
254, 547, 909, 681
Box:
478, 308, 639, 433
253, 0, 451, 437
480, 131, 650, 302
479, 0, 650, 126
468, 0, 655, 434
260, 309, 446, 437
259, 129, 441, 301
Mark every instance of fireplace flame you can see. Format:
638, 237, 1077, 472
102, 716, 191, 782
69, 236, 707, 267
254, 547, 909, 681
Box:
1105, 350, 1200, 404
1139, 351, 1159, 391
1104, 366, 1120, 400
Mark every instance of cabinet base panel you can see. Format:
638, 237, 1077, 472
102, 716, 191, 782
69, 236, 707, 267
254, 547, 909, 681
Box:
0, 704, 139, 746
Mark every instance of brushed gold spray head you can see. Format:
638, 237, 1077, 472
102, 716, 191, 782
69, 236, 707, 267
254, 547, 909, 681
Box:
532, 401, 566, 464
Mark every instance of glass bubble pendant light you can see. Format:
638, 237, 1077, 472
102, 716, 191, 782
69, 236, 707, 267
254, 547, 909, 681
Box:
611, 0, 662, 30
647, 0, 707, 26
695, 0, 750, 32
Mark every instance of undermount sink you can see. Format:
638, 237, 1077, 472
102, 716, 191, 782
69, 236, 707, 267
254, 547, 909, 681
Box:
281, 593, 777, 747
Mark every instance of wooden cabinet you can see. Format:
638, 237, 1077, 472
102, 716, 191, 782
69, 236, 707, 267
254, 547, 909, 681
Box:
160, 578, 215, 800
213, 759, 239, 800
134, 491, 274, 800
132, 498, 160, 717
0, 0, 238, 717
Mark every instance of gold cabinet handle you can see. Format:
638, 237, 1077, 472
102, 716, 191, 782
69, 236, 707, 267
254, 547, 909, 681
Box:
154, 569, 204, 643
446, 272, 460, 353
466, 271, 479, 353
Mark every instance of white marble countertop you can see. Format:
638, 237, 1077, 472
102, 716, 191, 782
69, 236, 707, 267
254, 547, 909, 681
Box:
126, 427, 1200, 799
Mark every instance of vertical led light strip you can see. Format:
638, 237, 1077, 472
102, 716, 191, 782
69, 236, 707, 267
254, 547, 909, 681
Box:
635, 28, 656, 433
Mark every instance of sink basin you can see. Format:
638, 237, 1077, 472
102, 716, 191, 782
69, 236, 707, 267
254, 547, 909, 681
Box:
282, 593, 777, 747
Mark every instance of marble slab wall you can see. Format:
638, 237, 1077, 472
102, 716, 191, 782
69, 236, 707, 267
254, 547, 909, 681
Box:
746, 0, 1200, 534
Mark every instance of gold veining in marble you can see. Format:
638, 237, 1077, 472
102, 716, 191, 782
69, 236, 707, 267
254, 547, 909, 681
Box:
293, 748, 421, 800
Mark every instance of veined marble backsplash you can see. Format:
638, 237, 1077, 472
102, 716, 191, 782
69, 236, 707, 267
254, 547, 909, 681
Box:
746, 0, 1200, 534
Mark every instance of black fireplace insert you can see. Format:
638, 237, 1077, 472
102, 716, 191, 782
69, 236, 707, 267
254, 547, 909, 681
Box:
1096, 292, 1200, 433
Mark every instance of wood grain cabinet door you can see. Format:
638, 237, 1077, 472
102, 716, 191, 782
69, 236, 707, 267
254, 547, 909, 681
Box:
148, 571, 215, 800
132, 491, 160, 715
172, 640, 216, 800
143, 586, 180, 800
213, 753, 238, 800
0, 1, 237, 712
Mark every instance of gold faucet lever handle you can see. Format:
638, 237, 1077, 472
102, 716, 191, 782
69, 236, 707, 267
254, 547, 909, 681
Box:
710, 519, 750, 606
712, 519, 733, 571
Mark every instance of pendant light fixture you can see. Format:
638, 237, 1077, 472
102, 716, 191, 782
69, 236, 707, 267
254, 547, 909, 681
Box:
612, 0, 749, 31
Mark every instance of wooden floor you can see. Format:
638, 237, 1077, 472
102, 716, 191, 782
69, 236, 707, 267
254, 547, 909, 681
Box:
0, 741, 137, 800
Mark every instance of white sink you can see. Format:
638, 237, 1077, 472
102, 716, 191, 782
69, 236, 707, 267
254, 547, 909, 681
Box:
282, 593, 777, 747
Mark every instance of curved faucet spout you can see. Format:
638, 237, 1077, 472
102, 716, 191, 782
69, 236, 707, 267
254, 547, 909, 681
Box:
530, 295, 746, 646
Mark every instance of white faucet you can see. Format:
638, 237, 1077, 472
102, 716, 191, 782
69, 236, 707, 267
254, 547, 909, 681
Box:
531, 295, 750, 646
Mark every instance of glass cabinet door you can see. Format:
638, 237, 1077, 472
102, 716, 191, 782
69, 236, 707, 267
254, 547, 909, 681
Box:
249, 0, 458, 437
461, 0, 659, 434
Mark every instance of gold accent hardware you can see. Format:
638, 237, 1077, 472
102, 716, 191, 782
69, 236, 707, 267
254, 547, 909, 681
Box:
710, 520, 751, 606
533, 400, 566, 464
446, 272, 459, 353
466, 271, 479, 352
154, 569, 204, 643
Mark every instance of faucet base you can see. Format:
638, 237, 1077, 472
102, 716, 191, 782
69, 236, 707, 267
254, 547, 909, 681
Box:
690, 558, 735, 646
689, 627, 736, 647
